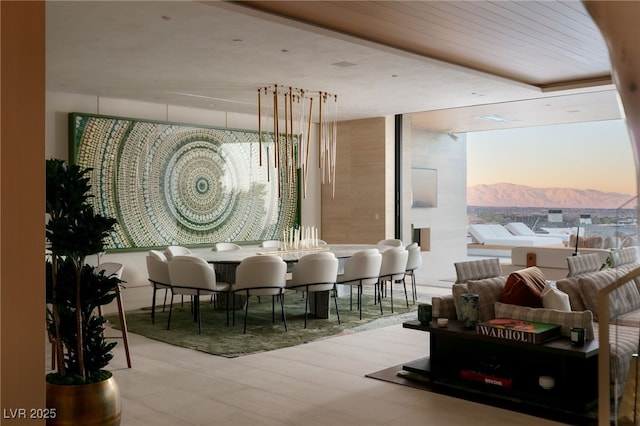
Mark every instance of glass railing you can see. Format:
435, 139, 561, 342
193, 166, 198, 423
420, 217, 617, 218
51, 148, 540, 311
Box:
601, 195, 639, 425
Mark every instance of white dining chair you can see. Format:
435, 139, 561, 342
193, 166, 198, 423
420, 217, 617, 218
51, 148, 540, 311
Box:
232, 255, 288, 333
164, 245, 192, 261
376, 239, 403, 248
378, 246, 409, 313
336, 249, 383, 319
405, 242, 422, 303
167, 255, 231, 333
213, 242, 241, 251
287, 252, 340, 328
146, 250, 172, 324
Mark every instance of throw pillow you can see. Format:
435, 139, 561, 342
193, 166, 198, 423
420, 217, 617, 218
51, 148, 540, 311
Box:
466, 276, 507, 322
494, 301, 594, 339
541, 284, 571, 311
501, 266, 547, 308
579, 269, 640, 321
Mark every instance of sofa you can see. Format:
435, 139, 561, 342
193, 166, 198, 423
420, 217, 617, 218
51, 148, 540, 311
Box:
432, 247, 640, 402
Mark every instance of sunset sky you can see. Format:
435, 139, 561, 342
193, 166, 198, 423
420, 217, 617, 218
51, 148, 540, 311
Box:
467, 119, 637, 196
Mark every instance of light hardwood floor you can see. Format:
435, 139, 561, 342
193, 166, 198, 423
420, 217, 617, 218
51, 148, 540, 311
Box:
46, 282, 571, 426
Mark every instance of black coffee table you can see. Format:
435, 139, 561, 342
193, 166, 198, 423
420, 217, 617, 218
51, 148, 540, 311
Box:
403, 319, 599, 414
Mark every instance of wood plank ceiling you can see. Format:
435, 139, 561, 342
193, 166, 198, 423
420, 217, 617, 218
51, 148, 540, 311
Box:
236, 1, 619, 132
238, 1, 611, 88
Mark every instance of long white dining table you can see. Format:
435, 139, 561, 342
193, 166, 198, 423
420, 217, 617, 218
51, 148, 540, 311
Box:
196, 243, 379, 318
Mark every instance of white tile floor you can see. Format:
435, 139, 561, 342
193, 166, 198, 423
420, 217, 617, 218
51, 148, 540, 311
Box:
52, 282, 571, 426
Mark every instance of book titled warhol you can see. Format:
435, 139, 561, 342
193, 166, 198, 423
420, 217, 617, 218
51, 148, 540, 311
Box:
475, 318, 561, 344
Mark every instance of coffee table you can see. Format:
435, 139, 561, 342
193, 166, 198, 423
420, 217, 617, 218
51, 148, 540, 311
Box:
402, 319, 599, 414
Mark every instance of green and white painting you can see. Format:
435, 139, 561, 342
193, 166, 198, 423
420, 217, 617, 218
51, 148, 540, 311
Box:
70, 113, 298, 250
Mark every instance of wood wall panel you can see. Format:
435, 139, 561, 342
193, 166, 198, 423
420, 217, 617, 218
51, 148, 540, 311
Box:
1, 1, 46, 422
322, 117, 390, 244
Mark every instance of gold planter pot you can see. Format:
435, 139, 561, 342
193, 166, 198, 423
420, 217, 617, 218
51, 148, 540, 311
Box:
46, 375, 121, 426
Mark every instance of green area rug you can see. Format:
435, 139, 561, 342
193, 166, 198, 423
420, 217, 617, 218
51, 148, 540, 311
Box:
106, 292, 418, 357
107, 292, 418, 357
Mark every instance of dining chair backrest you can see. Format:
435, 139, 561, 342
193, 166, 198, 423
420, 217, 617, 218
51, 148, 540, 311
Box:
214, 242, 241, 251
146, 250, 171, 285
259, 240, 281, 248
98, 262, 124, 279
405, 242, 422, 271
377, 239, 403, 248
380, 247, 409, 280
168, 255, 218, 293
164, 245, 192, 261
340, 249, 382, 285
234, 255, 287, 296
289, 252, 338, 292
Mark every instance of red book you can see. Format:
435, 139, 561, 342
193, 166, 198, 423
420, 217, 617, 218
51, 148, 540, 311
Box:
475, 318, 561, 344
460, 369, 512, 388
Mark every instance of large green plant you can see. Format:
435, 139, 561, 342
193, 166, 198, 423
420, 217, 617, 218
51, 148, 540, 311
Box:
45, 159, 120, 384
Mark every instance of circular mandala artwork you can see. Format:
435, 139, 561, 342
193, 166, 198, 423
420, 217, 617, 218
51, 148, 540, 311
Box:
73, 114, 298, 249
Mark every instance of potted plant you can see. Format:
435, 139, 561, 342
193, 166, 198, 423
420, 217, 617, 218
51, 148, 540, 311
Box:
45, 158, 122, 425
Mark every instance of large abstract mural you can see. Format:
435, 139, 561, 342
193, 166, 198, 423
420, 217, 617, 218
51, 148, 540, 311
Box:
70, 113, 298, 250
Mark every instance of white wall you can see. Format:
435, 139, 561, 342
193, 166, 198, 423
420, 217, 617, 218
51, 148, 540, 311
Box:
46, 92, 470, 310
46, 91, 320, 312
409, 128, 469, 283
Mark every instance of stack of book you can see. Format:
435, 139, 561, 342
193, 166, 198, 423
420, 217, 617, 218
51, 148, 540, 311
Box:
475, 318, 561, 344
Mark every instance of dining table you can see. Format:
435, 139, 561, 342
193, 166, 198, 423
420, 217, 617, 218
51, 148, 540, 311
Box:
197, 243, 379, 318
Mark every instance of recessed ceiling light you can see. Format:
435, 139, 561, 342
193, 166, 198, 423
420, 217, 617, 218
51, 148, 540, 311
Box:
332, 61, 357, 68
473, 114, 513, 123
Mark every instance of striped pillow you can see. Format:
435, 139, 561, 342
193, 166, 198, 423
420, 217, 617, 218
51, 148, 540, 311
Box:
494, 301, 594, 339
466, 276, 507, 321
579, 269, 640, 321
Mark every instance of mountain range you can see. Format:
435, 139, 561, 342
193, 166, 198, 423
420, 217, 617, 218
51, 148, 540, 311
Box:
467, 183, 636, 209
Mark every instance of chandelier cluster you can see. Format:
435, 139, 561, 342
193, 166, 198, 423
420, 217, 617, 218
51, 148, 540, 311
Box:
257, 85, 338, 197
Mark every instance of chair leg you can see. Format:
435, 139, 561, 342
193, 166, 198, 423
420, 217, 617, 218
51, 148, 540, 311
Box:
225, 292, 230, 326
358, 284, 363, 320
196, 290, 202, 335
272, 295, 276, 324
280, 289, 288, 331
151, 285, 157, 324
303, 286, 309, 329
115, 286, 132, 367
413, 271, 417, 302
403, 277, 409, 308
162, 289, 168, 312
390, 278, 394, 313
333, 285, 341, 325
167, 293, 175, 330
378, 282, 383, 315
243, 293, 249, 334
349, 286, 353, 311
232, 293, 236, 326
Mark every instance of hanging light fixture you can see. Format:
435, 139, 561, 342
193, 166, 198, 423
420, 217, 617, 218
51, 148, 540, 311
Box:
257, 85, 338, 198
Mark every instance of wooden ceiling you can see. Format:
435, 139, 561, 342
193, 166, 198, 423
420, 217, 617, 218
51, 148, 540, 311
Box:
236, 1, 620, 132
238, 1, 611, 89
